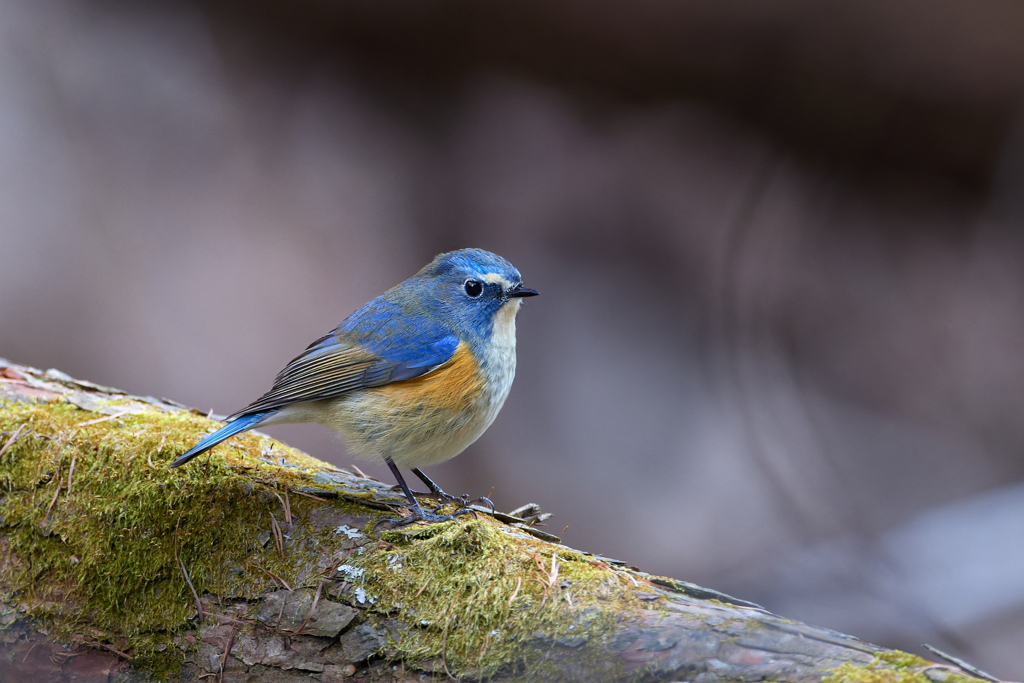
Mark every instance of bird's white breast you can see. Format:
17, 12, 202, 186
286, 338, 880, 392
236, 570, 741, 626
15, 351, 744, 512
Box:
475, 296, 520, 415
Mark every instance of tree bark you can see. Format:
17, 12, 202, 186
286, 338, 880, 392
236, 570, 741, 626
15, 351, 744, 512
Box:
0, 358, 989, 683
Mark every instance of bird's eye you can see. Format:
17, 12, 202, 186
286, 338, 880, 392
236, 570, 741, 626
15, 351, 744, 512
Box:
464, 279, 483, 298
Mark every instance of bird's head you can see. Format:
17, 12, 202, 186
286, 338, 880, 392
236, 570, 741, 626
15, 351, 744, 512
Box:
411, 248, 539, 342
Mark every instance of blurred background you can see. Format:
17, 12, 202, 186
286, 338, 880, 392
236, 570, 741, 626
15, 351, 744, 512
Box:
2, 0, 1024, 676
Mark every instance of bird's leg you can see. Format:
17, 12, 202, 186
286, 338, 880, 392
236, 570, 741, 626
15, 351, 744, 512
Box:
411, 467, 469, 514
412, 467, 495, 514
385, 458, 476, 527
410, 468, 458, 503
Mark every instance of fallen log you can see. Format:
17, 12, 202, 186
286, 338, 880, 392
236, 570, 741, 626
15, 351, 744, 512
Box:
0, 359, 989, 682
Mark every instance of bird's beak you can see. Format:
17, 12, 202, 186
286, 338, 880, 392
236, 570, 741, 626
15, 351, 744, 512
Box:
508, 285, 540, 298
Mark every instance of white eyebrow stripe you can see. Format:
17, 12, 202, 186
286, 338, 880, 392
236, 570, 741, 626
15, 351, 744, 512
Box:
481, 273, 513, 288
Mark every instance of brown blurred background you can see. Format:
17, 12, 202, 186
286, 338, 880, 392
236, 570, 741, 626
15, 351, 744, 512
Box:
2, 0, 1024, 676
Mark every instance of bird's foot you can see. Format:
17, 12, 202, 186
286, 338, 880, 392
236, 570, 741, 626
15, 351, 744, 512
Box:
429, 489, 462, 506
408, 468, 494, 513
388, 485, 462, 506
403, 487, 495, 515
429, 493, 495, 516
389, 503, 477, 528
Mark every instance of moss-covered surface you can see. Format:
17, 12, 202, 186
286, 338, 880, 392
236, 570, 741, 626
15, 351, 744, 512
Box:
0, 383, 996, 683
0, 399, 360, 677
0, 397, 642, 681
362, 519, 628, 680
824, 652, 981, 683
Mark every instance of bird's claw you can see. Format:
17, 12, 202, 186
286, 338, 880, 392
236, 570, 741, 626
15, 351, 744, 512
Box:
475, 495, 496, 513
431, 493, 494, 515
389, 504, 477, 528
432, 490, 462, 505
431, 493, 468, 516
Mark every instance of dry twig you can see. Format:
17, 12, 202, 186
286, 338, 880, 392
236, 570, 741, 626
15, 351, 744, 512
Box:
0, 425, 26, 458
269, 514, 285, 558
175, 509, 204, 623
76, 410, 132, 427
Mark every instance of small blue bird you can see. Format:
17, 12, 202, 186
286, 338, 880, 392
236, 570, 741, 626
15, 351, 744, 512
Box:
169, 248, 538, 525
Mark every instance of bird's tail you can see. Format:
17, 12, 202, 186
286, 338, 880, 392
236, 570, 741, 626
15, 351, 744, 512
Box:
168, 410, 277, 468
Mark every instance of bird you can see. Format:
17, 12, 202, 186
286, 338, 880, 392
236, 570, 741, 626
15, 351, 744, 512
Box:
169, 248, 539, 526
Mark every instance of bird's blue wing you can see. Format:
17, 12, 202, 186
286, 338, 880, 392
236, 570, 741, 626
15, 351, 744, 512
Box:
228, 299, 459, 418
338, 298, 460, 369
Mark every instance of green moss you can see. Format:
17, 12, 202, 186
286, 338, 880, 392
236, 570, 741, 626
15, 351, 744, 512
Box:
0, 400, 355, 676
877, 651, 930, 668
9, 396, 972, 683
0, 398, 650, 681
825, 652, 984, 683
360, 519, 633, 681
825, 661, 928, 683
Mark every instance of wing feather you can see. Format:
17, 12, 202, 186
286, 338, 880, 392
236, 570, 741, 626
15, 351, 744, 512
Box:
228, 305, 461, 419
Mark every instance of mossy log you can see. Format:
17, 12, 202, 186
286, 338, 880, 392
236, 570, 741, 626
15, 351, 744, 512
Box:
0, 359, 990, 683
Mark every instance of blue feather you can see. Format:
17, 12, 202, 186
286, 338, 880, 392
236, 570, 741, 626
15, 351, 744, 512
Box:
168, 410, 277, 468
337, 298, 460, 369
